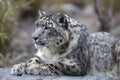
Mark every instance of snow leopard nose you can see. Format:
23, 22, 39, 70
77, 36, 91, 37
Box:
32, 36, 39, 41
32, 33, 39, 41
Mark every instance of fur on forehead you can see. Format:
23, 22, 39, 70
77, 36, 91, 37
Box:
38, 11, 69, 29
38, 11, 67, 19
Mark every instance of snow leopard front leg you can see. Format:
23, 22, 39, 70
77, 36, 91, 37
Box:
25, 57, 55, 75
11, 57, 84, 76
11, 57, 55, 76
25, 58, 84, 75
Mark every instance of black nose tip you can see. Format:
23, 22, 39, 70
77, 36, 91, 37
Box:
32, 36, 39, 41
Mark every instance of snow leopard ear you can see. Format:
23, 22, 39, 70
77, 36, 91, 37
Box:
58, 13, 68, 29
38, 10, 46, 17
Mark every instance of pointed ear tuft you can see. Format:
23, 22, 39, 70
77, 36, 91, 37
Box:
38, 10, 46, 17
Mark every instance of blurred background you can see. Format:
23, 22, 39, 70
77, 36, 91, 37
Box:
0, 0, 120, 68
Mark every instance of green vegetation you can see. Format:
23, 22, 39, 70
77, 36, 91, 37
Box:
0, 0, 28, 55
0, 53, 4, 58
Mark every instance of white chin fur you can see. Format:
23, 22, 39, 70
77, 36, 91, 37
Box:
34, 44, 42, 49
35, 47, 52, 63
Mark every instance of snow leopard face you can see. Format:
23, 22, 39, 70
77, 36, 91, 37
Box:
32, 11, 70, 49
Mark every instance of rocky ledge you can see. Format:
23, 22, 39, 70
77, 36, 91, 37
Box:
0, 68, 112, 80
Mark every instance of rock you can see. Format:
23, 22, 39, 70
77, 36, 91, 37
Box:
0, 68, 110, 80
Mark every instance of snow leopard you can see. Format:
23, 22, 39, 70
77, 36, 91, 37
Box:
11, 11, 120, 79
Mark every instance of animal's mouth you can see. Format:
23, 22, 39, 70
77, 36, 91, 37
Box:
35, 41, 46, 46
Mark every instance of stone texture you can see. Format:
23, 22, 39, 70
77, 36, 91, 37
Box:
0, 68, 110, 80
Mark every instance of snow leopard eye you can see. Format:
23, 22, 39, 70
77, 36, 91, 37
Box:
35, 21, 45, 29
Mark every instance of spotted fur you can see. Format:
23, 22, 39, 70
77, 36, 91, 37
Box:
11, 11, 120, 79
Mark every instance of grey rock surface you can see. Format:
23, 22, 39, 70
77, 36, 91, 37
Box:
0, 68, 111, 80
